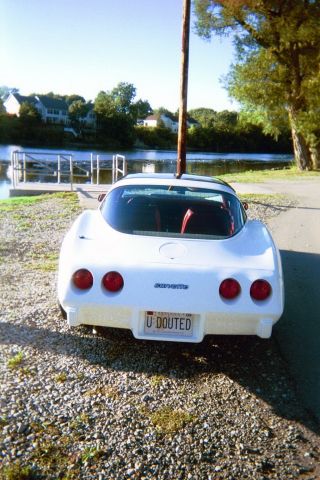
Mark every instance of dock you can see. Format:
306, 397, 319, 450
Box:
9, 150, 126, 205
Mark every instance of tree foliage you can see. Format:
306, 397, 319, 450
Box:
194, 0, 320, 169
19, 102, 41, 123
94, 82, 153, 147
133, 99, 153, 119
68, 100, 93, 128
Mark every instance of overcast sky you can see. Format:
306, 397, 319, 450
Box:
1, 0, 238, 111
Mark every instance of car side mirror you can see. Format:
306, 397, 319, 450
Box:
98, 193, 106, 202
242, 202, 249, 210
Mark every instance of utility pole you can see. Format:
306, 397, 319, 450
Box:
176, 0, 191, 178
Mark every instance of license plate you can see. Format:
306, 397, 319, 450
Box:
144, 311, 193, 337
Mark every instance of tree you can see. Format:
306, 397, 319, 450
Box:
94, 83, 138, 147
194, 0, 320, 170
64, 94, 86, 106
68, 100, 91, 127
19, 102, 41, 124
111, 82, 137, 116
188, 108, 217, 128
132, 99, 153, 119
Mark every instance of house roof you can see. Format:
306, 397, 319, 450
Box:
145, 114, 159, 121
145, 113, 178, 123
36, 95, 68, 111
10, 93, 37, 106
7, 93, 68, 112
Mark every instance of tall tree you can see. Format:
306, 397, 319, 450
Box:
19, 102, 41, 124
188, 108, 217, 127
194, 0, 320, 170
68, 100, 91, 126
132, 99, 153, 119
94, 83, 138, 147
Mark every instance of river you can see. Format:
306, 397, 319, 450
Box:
0, 144, 293, 199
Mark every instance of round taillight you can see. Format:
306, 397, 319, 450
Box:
250, 280, 271, 301
72, 269, 93, 290
219, 278, 241, 300
102, 271, 124, 292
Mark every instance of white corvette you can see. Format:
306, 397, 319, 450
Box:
58, 173, 284, 342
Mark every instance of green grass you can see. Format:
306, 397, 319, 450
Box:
149, 406, 195, 434
0, 462, 36, 480
0, 195, 45, 212
54, 372, 67, 383
25, 252, 59, 273
81, 446, 104, 463
219, 165, 320, 183
149, 374, 166, 387
7, 351, 24, 369
0, 192, 79, 212
238, 193, 288, 203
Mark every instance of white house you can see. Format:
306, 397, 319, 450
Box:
143, 113, 199, 133
34, 95, 69, 125
4, 93, 69, 124
4, 93, 36, 116
144, 114, 179, 133
4, 93, 96, 128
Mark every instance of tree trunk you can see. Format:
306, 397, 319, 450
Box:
310, 144, 320, 170
289, 108, 313, 170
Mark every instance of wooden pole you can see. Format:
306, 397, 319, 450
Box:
176, 0, 191, 178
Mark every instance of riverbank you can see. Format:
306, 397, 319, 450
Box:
0, 192, 319, 479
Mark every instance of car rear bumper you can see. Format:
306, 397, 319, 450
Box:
64, 304, 281, 340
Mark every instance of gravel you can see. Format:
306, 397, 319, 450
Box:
0, 192, 319, 479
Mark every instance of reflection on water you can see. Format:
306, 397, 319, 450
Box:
0, 146, 293, 200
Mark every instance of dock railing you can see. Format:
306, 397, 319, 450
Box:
112, 154, 127, 183
10, 151, 127, 190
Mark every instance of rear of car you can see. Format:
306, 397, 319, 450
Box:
58, 175, 284, 341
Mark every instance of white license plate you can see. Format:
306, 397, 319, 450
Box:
144, 311, 193, 337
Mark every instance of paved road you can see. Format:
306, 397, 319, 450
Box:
236, 179, 320, 422
79, 179, 320, 422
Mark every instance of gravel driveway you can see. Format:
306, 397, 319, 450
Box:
0, 192, 319, 479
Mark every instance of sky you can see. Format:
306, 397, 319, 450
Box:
1, 0, 238, 112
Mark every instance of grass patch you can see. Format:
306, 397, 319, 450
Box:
27, 253, 59, 272
239, 193, 288, 203
149, 406, 195, 434
54, 372, 67, 383
0, 462, 36, 480
50, 192, 79, 201
16, 220, 33, 231
7, 351, 24, 369
0, 416, 8, 427
219, 165, 320, 183
149, 374, 166, 387
81, 446, 104, 463
0, 195, 48, 213
84, 385, 120, 400
0, 192, 79, 212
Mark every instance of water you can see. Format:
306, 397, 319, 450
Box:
0, 144, 293, 199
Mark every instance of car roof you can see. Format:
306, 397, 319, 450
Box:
114, 173, 235, 193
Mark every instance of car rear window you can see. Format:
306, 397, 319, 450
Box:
100, 184, 246, 239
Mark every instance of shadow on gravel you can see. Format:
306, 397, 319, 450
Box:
274, 249, 320, 427
1, 317, 319, 435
